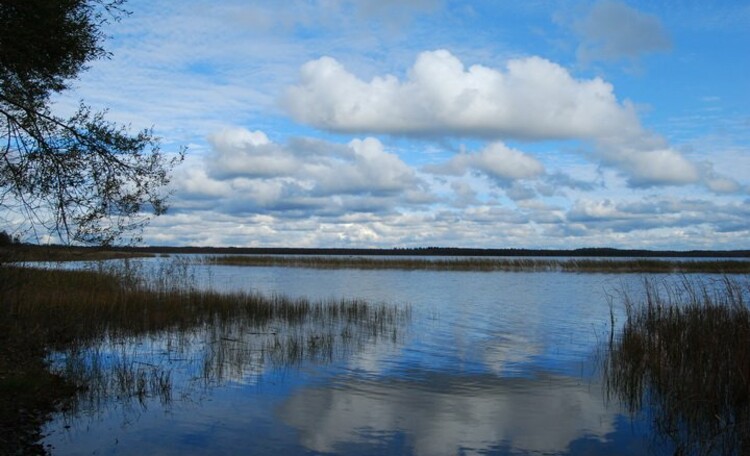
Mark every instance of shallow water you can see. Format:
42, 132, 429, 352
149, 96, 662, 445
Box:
41, 257, 736, 455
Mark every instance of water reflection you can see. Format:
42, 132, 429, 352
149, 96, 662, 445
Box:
40, 259, 730, 455
47, 297, 410, 420
279, 372, 615, 455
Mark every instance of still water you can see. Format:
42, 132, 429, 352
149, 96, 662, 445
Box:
41, 257, 726, 455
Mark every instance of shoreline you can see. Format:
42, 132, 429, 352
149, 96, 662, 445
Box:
2, 244, 749, 261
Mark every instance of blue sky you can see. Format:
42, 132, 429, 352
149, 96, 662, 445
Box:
56, 0, 749, 249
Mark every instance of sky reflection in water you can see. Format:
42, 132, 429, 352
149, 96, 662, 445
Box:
43, 258, 681, 455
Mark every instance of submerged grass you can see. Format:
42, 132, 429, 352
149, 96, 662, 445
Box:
605, 276, 750, 455
204, 255, 750, 274
0, 259, 409, 455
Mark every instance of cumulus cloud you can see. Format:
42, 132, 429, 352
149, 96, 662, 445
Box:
698, 161, 742, 193
207, 128, 420, 198
168, 127, 433, 221
426, 142, 545, 185
283, 49, 641, 140
283, 50, 734, 188
505, 182, 538, 201
574, 0, 672, 63
595, 137, 700, 187
539, 172, 598, 195
566, 197, 750, 234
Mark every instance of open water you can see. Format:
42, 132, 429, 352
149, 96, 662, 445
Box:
40, 256, 740, 455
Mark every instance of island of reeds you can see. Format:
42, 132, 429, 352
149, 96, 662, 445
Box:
0, 259, 409, 455
605, 277, 750, 455
202, 255, 750, 274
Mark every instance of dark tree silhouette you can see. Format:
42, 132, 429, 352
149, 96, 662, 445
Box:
0, 0, 183, 245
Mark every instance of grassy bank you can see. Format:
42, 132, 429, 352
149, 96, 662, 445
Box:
605, 277, 750, 455
0, 262, 408, 455
203, 255, 750, 274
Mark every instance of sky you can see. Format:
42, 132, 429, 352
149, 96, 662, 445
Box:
56, 0, 750, 249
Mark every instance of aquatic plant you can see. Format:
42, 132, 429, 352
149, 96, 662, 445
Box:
0, 261, 406, 347
605, 277, 750, 455
0, 260, 410, 453
203, 255, 750, 274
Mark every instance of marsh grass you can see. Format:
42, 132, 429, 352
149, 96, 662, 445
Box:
0, 245, 154, 263
605, 277, 750, 455
0, 260, 409, 453
204, 255, 750, 274
1, 260, 406, 348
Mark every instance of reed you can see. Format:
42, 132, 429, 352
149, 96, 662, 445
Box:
0, 245, 154, 263
605, 276, 750, 455
203, 255, 750, 274
0, 260, 409, 453
0, 262, 405, 348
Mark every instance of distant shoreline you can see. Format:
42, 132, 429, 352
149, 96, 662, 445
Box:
203, 255, 750, 274
70, 245, 750, 258
3, 244, 749, 259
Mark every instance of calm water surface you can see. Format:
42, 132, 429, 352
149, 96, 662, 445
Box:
42, 257, 729, 455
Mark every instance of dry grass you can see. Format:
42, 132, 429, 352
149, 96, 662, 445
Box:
204, 255, 750, 274
605, 276, 750, 455
0, 245, 154, 263
0, 260, 409, 454
0, 262, 403, 348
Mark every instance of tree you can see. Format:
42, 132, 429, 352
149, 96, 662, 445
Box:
0, 0, 183, 245
0, 229, 16, 245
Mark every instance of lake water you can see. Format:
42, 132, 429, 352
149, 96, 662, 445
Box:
40, 257, 739, 455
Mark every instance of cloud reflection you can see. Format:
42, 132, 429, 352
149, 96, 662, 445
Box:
278, 372, 615, 455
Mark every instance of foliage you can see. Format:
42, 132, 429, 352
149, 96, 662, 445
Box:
0, 229, 19, 245
0, 0, 183, 245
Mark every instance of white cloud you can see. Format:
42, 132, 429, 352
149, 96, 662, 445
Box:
207, 129, 299, 179
566, 196, 750, 236
206, 128, 420, 198
145, 193, 750, 249
697, 161, 742, 194
283, 50, 733, 188
167, 127, 431, 223
596, 137, 700, 187
574, 0, 672, 63
427, 142, 545, 185
283, 49, 641, 140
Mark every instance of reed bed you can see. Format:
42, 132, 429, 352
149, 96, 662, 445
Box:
605, 277, 750, 455
0, 245, 154, 263
0, 263, 406, 348
203, 255, 750, 274
0, 260, 409, 454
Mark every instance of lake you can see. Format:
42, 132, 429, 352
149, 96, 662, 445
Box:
39, 256, 741, 455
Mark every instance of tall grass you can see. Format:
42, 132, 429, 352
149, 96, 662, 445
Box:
0, 260, 410, 453
203, 255, 750, 274
605, 277, 750, 455
0, 261, 407, 349
0, 245, 154, 263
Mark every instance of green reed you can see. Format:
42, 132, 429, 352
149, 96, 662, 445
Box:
605, 276, 750, 455
203, 255, 750, 274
